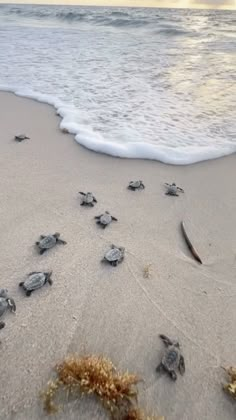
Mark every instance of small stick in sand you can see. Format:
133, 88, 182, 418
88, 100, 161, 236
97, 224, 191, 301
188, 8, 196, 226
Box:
181, 221, 202, 264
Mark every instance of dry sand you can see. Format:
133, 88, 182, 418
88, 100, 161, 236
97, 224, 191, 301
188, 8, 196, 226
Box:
0, 91, 235, 420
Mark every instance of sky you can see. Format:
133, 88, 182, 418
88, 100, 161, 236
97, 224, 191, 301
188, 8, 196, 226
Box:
0, 0, 235, 8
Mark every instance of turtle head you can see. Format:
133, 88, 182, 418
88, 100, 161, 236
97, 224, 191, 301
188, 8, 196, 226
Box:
172, 183, 176, 186
119, 246, 125, 256
54, 232, 60, 239
172, 340, 180, 348
0, 289, 8, 298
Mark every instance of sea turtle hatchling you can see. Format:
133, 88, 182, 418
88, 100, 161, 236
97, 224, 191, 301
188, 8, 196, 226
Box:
0, 289, 16, 319
102, 244, 125, 267
156, 334, 185, 381
128, 180, 145, 191
14, 134, 30, 142
165, 183, 184, 196
79, 192, 97, 207
36, 232, 67, 255
19, 271, 53, 296
95, 211, 118, 229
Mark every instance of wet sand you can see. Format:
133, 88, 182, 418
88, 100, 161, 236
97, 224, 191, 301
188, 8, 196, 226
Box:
0, 91, 235, 420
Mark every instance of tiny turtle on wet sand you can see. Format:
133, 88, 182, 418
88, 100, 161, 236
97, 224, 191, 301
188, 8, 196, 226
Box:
128, 180, 145, 191
156, 334, 185, 381
0, 289, 16, 319
79, 192, 97, 207
95, 211, 118, 229
36, 232, 67, 255
165, 183, 184, 196
14, 134, 30, 142
19, 271, 53, 297
102, 244, 125, 267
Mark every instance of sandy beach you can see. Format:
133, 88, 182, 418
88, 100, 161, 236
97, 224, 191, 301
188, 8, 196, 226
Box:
0, 91, 235, 420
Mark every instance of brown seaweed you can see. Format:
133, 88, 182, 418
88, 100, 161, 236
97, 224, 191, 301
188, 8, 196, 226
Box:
41, 354, 163, 419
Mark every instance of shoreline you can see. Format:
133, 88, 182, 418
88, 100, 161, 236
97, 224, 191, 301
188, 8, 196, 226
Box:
0, 91, 235, 420
0, 88, 235, 165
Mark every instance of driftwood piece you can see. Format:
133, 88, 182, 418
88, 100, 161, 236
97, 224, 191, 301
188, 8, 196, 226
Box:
181, 221, 202, 264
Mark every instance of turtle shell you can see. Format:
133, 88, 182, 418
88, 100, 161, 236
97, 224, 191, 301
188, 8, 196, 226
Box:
100, 213, 112, 225
23, 273, 46, 291
84, 193, 94, 204
0, 298, 8, 317
39, 235, 57, 249
162, 347, 180, 371
168, 185, 178, 194
130, 181, 141, 188
105, 247, 122, 262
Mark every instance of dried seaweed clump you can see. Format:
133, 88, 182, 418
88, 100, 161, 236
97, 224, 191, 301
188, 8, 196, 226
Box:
143, 264, 152, 279
41, 354, 163, 419
123, 408, 164, 420
223, 367, 236, 400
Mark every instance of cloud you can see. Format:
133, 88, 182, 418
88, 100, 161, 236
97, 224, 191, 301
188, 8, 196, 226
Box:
190, 0, 235, 6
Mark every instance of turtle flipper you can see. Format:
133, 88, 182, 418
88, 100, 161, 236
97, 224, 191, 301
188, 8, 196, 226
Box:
26, 290, 32, 297
7, 298, 16, 313
79, 192, 85, 196
28, 272, 38, 276
57, 239, 67, 245
40, 248, 47, 255
111, 260, 118, 267
169, 370, 177, 381
159, 334, 173, 346
179, 355, 185, 375
93, 197, 97, 203
111, 216, 118, 221
40, 235, 46, 240
156, 363, 164, 374
0, 321, 5, 329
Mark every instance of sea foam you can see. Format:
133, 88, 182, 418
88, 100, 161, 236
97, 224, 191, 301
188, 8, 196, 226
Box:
1, 86, 235, 165
0, 5, 235, 165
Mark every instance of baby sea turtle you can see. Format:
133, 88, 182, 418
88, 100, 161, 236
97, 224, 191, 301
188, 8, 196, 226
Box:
14, 134, 30, 142
128, 180, 145, 191
79, 192, 97, 207
19, 271, 53, 296
165, 183, 184, 196
95, 211, 118, 229
102, 244, 125, 267
36, 232, 67, 255
0, 289, 16, 319
156, 334, 185, 381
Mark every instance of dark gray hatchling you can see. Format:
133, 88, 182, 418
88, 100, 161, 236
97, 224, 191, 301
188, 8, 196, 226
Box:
14, 134, 30, 142
102, 244, 125, 267
36, 232, 67, 255
95, 211, 118, 229
79, 192, 97, 207
128, 180, 145, 191
165, 182, 184, 197
0, 289, 16, 320
156, 334, 185, 381
19, 271, 53, 297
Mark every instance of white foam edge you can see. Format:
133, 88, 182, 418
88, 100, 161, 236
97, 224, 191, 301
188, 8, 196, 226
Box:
0, 85, 235, 165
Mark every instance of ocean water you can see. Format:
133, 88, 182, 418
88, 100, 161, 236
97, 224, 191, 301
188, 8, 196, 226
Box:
0, 4, 235, 164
